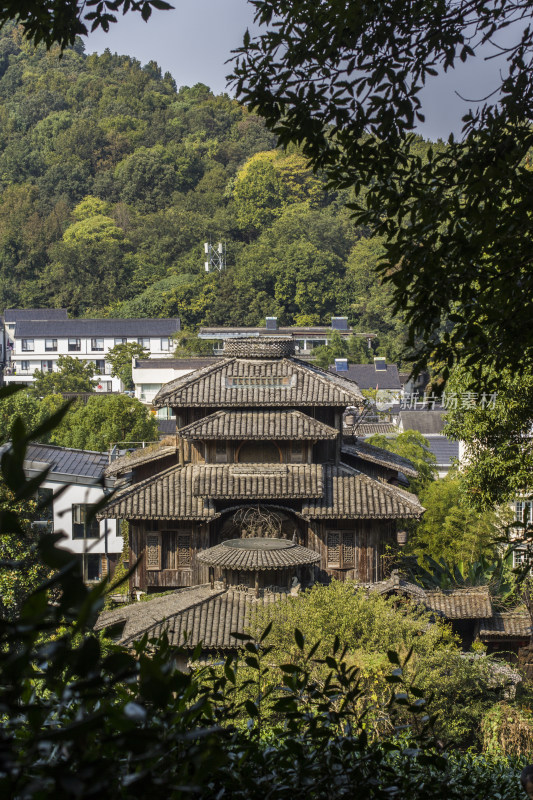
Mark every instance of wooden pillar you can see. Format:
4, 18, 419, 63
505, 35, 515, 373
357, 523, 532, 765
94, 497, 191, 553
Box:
209, 566, 214, 589
255, 570, 259, 598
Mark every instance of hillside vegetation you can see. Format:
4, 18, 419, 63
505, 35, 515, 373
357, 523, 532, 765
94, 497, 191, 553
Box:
0, 24, 441, 361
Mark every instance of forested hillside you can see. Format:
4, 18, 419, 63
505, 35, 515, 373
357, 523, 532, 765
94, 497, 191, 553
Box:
0, 24, 440, 361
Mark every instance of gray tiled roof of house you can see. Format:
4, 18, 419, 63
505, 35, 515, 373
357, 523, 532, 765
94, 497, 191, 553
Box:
476, 611, 532, 640
329, 363, 401, 390
95, 585, 288, 650
301, 464, 424, 520
424, 435, 460, 467
15, 318, 180, 337
350, 422, 398, 436
24, 443, 108, 478
154, 357, 364, 408
192, 463, 324, 500
105, 446, 178, 477
197, 538, 321, 570
341, 440, 418, 478
424, 587, 492, 619
3, 308, 68, 322
179, 409, 338, 441
399, 410, 446, 434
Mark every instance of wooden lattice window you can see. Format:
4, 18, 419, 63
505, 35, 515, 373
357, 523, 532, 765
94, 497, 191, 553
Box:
146, 532, 161, 570
327, 530, 356, 569
177, 533, 192, 566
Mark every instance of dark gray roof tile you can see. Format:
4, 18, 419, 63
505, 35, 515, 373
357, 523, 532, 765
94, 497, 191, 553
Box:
330, 363, 401, 390
179, 409, 338, 441
3, 308, 68, 322
154, 357, 363, 408
25, 443, 108, 478
15, 318, 180, 338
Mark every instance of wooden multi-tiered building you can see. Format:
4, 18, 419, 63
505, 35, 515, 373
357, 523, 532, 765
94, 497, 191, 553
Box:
102, 338, 423, 601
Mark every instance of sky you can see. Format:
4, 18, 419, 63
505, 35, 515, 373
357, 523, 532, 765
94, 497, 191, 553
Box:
86, 1, 515, 142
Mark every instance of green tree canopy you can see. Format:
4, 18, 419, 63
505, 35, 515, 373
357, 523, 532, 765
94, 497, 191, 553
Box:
105, 342, 148, 390
50, 394, 158, 451
445, 367, 533, 509
409, 474, 506, 569
366, 430, 437, 495
232, 0, 533, 379
31, 355, 96, 396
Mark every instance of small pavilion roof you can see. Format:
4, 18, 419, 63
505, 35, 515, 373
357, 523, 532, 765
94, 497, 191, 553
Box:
196, 537, 321, 570
179, 409, 338, 441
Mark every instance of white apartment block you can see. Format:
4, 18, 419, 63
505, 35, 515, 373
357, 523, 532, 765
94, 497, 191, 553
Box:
1, 309, 180, 392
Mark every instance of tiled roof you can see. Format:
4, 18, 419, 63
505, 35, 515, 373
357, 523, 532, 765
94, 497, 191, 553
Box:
476, 611, 532, 640
196, 538, 321, 570
424, 587, 492, 619
15, 318, 180, 338
342, 441, 418, 478
135, 358, 219, 370
3, 308, 68, 322
350, 422, 398, 436
164, 590, 286, 649
105, 446, 178, 476
192, 463, 323, 499
25, 443, 108, 479
154, 357, 364, 408
301, 464, 424, 519
94, 585, 218, 641
366, 572, 428, 602
179, 410, 338, 441
95, 586, 287, 650
330, 363, 401, 390
424, 435, 460, 467
398, 410, 446, 434
98, 464, 219, 520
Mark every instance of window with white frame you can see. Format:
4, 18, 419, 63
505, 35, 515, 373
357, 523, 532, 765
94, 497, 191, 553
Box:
41, 361, 53, 373
68, 338, 81, 352
137, 337, 150, 349
20, 361, 29, 371
93, 360, 106, 373
72, 505, 100, 539
516, 500, 533, 524
114, 337, 127, 346
21, 339, 34, 351
514, 548, 532, 569
160, 337, 171, 351
45, 338, 57, 351
91, 337, 104, 351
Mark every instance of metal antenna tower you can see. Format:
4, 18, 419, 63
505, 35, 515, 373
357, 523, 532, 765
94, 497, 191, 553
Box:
204, 241, 226, 272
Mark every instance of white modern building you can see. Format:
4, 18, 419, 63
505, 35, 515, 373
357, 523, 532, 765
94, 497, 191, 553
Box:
132, 357, 218, 411
3, 442, 121, 582
1, 309, 180, 392
198, 317, 375, 356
